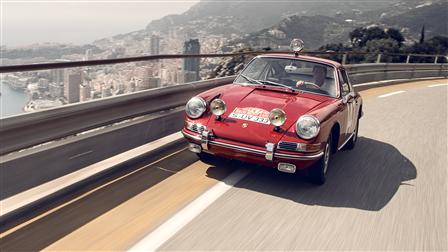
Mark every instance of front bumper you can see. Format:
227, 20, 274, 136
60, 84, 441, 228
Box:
182, 128, 324, 169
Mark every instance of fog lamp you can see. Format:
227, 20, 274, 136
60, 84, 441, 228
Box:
269, 108, 287, 127
210, 99, 226, 118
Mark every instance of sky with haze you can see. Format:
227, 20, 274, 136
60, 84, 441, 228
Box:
1, 0, 199, 47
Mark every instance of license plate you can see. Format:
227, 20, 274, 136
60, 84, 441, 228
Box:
228, 107, 270, 125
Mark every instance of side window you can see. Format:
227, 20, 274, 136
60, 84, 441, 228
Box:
339, 69, 351, 96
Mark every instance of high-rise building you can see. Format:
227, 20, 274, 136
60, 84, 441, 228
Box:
64, 70, 81, 103
183, 39, 201, 82
49, 82, 64, 98
134, 66, 160, 90
137, 76, 161, 91
80, 84, 91, 102
150, 34, 161, 55
51, 69, 65, 84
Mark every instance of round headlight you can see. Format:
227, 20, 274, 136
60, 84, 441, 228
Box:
296, 115, 320, 139
290, 38, 304, 53
210, 99, 226, 116
269, 108, 287, 127
185, 96, 206, 119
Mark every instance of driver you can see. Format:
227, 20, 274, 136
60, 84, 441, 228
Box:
312, 65, 335, 96
312, 65, 327, 86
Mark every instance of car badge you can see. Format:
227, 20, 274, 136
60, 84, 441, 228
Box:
242, 123, 248, 128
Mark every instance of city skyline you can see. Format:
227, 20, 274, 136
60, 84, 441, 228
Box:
2, 0, 446, 117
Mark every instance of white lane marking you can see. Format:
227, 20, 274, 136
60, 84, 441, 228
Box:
378, 91, 406, 98
353, 79, 408, 87
128, 168, 251, 252
0, 132, 183, 216
428, 83, 448, 88
68, 150, 93, 160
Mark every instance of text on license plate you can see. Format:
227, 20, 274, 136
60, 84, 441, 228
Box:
228, 107, 270, 125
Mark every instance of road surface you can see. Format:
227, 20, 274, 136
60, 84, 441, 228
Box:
1, 79, 447, 251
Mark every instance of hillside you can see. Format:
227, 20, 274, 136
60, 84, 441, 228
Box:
382, 2, 448, 39
231, 15, 353, 50
5, 0, 446, 61
145, 0, 395, 36
224, 0, 448, 50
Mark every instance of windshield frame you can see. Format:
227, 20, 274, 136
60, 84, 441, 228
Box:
234, 56, 341, 98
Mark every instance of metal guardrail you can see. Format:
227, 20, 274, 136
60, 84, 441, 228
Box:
1, 51, 446, 73
1, 62, 447, 156
0, 52, 260, 73
0, 76, 234, 155
346, 63, 448, 84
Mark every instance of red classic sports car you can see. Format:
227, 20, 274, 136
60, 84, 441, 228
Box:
182, 40, 363, 184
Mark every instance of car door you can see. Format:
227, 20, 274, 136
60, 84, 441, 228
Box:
339, 68, 356, 143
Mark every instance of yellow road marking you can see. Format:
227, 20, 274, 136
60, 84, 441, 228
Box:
44, 161, 235, 251
0, 148, 186, 238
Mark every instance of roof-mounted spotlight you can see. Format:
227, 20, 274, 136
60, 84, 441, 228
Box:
290, 39, 304, 57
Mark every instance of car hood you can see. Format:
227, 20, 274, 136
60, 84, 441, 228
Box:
205, 84, 330, 147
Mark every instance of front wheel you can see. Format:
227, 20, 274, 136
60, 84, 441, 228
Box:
308, 135, 332, 185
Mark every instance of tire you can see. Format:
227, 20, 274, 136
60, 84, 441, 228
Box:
346, 117, 359, 150
309, 134, 332, 185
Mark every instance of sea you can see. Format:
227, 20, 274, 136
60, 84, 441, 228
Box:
0, 81, 29, 118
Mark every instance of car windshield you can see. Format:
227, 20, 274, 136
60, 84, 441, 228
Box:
234, 57, 338, 97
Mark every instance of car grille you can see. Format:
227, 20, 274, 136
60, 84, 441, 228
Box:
278, 141, 298, 151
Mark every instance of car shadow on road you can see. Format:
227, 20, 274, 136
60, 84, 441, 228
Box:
205, 137, 417, 211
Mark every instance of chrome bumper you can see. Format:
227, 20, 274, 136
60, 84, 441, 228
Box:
182, 129, 324, 161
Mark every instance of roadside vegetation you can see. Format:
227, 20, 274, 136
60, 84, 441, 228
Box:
319, 26, 448, 63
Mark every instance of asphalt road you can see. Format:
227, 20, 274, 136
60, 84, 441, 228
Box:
1, 79, 447, 251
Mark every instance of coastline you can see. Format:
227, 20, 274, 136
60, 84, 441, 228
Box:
0, 81, 30, 117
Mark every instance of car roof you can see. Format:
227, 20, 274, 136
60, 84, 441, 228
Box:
257, 53, 343, 68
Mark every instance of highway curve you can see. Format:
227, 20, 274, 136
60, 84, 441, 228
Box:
1, 79, 447, 251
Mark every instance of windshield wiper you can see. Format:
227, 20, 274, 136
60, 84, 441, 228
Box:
240, 74, 263, 85
258, 80, 295, 91
240, 75, 295, 91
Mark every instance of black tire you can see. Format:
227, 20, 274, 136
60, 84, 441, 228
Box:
309, 134, 332, 185
346, 117, 359, 150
